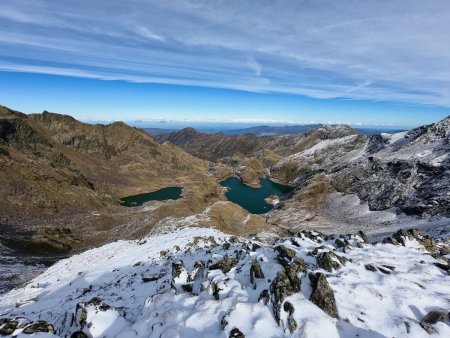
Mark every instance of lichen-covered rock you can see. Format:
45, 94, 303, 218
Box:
284, 257, 306, 292
420, 321, 437, 334
22, 321, 55, 334
309, 273, 338, 318
421, 311, 446, 324
419, 236, 438, 253
283, 301, 297, 333
210, 256, 238, 273
0, 319, 18, 335
270, 270, 297, 323
387, 229, 440, 253
275, 245, 296, 261
316, 252, 341, 272
287, 316, 297, 333
250, 260, 265, 286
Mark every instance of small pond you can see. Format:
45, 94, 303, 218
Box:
120, 187, 182, 207
220, 177, 292, 214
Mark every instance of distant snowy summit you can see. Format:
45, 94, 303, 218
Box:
0, 226, 449, 337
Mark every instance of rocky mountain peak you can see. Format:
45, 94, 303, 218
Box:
306, 124, 359, 140
0, 105, 27, 119
177, 127, 199, 135
432, 114, 450, 134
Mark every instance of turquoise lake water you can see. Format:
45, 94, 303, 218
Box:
220, 177, 292, 214
120, 187, 182, 207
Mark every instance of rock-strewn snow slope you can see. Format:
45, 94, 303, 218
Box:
0, 227, 449, 337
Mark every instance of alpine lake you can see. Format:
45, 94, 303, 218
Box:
120, 177, 292, 214
220, 176, 293, 214
120, 186, 183, 207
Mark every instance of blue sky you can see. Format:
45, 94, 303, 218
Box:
1, 0, 449, 128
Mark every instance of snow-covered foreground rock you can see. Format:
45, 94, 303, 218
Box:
0, 227, 449, 338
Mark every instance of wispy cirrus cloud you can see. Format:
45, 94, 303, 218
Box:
1, 0, 450, 106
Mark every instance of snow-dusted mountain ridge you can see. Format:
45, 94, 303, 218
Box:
0, 226, 449, 337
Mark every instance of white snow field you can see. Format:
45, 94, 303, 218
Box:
0, 227, 449, 337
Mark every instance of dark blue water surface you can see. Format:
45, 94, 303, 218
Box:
120, 187, 182, 207
220, 177, 292, 214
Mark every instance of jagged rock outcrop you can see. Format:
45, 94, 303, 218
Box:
309, 272, 338, 318
316, 251, 346, 272
333, 116, 450, 217
209, 256, 238, 273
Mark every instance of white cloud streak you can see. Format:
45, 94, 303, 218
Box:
0, 0, 450, 106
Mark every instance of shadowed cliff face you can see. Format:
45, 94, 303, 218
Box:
0, 105, 222, 250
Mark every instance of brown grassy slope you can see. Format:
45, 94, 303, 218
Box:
154, 128, 266, 162
0, 106, 223, 251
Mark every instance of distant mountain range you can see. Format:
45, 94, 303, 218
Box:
152, 124, 359, 162
144, 124, 405, 137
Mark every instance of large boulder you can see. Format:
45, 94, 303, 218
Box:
0, 319, 18, 335
284, 258, 306, 292
22, 321, 56, 334
210, 256, 238, 273
275, 245, 296, 261
309, 273, 338, 318
250, 260, 265, 286
270, 270, 297, 323
316, 251, 345, 272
